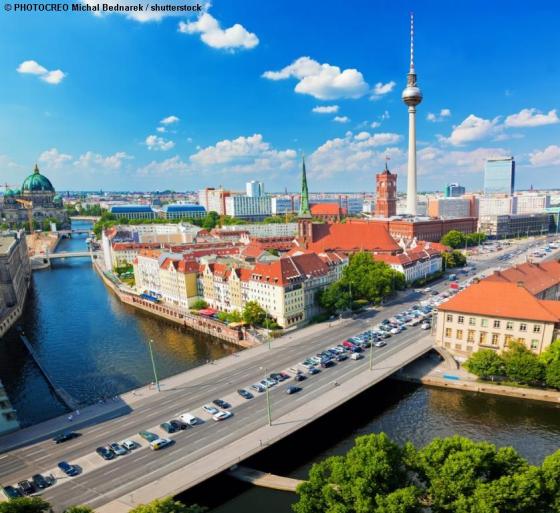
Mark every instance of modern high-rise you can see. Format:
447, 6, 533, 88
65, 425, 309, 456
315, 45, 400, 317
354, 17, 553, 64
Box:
246, 180, 265, 198
375, 161, 397, 217
483, 157, 515, 195
402, 13, 423, 215
445, 183, 465, 198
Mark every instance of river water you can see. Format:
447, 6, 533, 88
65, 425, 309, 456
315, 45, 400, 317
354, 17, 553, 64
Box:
1, 221, 559, 512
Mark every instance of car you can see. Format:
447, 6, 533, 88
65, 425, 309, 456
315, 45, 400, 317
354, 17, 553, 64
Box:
169, 419, 188, 431
213, 410, 233, 421
251, 383, 266, 393
309, 356, 322, 364
259, 380, 271, 389
264, 377, 277, 387
31, 474, 50, 490
110, 442, 128, 456
203, 404, 220, 415
350, 353, 363, 360
330, 346, 344, 354
308, 366, 320, 375
294, 373, 307, 381
286, 385, 302, 395
237, 388, 254, 400
160, 422, 177, 434
53, 431, 80, 444
96, 446, 115, 460
213, 399, 231, 409
351, 345, 363, 353
421, 322, 431, 330
270, 372, 286, 382
279, 371, 291, 380
120, 439, 138, 450
336, 353, 348, 362
18, 480, 35, 495
390, 327, 400, 335
179, 413, 200, 426
2, 485, 23, 499
139, 431, 159, 442
374, 340, 387, 348
149, 438, 173, 451
431, 290, 439, 296
342, 340, 356, 350
57, 461, 79, 477
321, 359, 336, 368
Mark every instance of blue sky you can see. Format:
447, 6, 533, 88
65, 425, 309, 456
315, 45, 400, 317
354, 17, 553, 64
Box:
1, 0, 559, 193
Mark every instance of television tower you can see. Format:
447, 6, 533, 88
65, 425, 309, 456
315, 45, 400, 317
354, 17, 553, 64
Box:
402, 12, 423, 216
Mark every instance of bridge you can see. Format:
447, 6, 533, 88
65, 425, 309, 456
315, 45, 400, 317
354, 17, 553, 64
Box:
48, 251, 99, 259
58, 229, 92, 236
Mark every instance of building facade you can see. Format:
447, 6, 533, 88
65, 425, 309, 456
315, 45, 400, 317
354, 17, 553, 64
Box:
224, 195, 272, 220
375, 164, 397, 217
163, 204, 206, 220
483, 157, 515, 195
478, 213, 550, 238
198, 188, 230, 215
0, 381, 19, 435
109, 205, 156, 220
246, 181, 265, 197
427, 197, 471, 219
445, 183, 465, 198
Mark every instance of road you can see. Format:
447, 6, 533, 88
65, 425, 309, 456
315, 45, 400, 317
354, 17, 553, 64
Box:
0, 236, 552, 509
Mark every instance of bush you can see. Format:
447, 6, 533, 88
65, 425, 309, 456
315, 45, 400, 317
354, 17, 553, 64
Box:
465, 349, 505, 379
191, 299, 208, 310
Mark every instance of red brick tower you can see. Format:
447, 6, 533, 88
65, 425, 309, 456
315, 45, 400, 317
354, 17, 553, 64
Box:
375, 161, 397, 217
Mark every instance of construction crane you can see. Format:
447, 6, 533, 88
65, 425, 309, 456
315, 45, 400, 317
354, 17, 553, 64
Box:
15, 199, 34, 234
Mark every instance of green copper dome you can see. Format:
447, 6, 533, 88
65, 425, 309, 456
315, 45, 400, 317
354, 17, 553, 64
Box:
4, 189, 15, 197
21, 164, 54, 192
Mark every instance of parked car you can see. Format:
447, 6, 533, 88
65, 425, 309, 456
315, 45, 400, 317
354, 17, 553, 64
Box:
350, 353, 363, 360
390, 327, 400, 335
421, 322, 431, 330
149, 438, 173, 451
321, 359, 336, 368
286, 386, 302, 395
57, 461, 79, 477
374, 340, 387, 348
120, 439, 138, 450
96, 446, 115, 460
213, 410, 233, 421
110, 442, 128, 456
178, 413, 200, 426
308, 366, 320, 375
31, 474, 50, 490
169, 419, 188, 431
264, 377, 277, 387
160, 422, 177, 434
139, 431, 159, 442
17, 480, 35, 496
237, 388, 254, 400
294, 373, 307, 381
2, 485, 22, 499
251, 383, 266, 393
213, 399, 231, 409
53, 431, 80, 444
336, 353, 348, 362
203, 404, 220, 415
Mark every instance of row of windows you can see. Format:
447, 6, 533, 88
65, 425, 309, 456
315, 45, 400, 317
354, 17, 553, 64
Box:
445, 314, 541, 333
443, 328, 540, 349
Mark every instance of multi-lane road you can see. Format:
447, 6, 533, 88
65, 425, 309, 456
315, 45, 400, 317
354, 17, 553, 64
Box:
0, 236, 552, 510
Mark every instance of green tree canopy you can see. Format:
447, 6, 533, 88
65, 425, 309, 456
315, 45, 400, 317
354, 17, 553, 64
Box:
0, 497, 52, 513
502, 341, 545, 385
242, 300, 267, 326
545, 359, 560, 389
540, 339, 560, 366
464, 349, 505, 378
191, 299, 208, 310
129, 498, 206, 513
440, 230, 466, 249
442, 250, 467, 269
64, 506, 94, 513
318, 281, 352, 313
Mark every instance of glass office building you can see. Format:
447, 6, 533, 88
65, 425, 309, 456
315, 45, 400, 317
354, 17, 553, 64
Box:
483, 157, 515, 195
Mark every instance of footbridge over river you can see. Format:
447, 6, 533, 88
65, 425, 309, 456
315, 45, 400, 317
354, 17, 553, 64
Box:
0, 314, 437, 512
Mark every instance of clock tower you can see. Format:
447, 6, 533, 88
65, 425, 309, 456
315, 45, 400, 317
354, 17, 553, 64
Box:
375, 160, 397, 218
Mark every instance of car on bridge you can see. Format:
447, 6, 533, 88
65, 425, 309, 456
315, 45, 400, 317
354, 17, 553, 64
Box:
285, 386, 302, 395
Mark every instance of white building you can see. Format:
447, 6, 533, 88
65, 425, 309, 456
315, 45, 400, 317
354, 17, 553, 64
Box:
478, 196, 516, 216
225, 195, 272, 220
198, 188, 229, 215
246, 181, 265, 197
428, 197, 471, 219
219, 223, 298, 238
516, 194, 550, 214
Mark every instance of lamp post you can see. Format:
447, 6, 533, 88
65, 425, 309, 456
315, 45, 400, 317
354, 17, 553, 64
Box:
369, 334, 374, 371
148, 339, 160, 392
260, 366, 272, 426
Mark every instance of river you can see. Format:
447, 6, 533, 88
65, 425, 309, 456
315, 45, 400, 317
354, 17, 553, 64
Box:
0, 221, 559, 512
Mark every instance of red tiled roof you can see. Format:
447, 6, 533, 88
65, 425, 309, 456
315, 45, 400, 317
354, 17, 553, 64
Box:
310, 203, 347, 216
251, 253, 333, 286
438, 281, 560, 323
113, 242, 161, 251
483, 261, 560, 296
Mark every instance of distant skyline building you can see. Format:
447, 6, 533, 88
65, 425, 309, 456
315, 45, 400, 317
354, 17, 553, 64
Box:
484, 157, 516, 195
375, 160, 397, 217
402, 12, 423, 216
246, 180, 265, 198
445, 183, 465, 198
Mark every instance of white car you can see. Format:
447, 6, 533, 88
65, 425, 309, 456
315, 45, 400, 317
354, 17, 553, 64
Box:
120, 439, 137, 450
213, 410, 233, 422
203, 404, 219, 415
350, 353, 363, 360
390, 327, 400, 335
421, 322, 431, 330
149, 438, 172, 451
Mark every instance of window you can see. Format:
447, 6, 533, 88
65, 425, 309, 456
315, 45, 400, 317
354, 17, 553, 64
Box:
531, 340, 539, 350
469, 317, 476, 326
533, 325, 541, 333
456, 329, 463, 340
455, 343, 462, 351
446, 314, 453, 322
445, 328, 452, 337
506, 321, 514, 330
481, 318, 489, 327
491, 333, 500, 345
504, 335, 514, 347
479, 332, 487, 344
458, 316, 464, 324
520, 323, 527, 332
493, 320, 500, 328
518, 337, 526, 345
467, 330, 475, 342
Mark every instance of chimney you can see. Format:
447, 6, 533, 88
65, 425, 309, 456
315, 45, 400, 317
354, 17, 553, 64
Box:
517, 280, 524, 288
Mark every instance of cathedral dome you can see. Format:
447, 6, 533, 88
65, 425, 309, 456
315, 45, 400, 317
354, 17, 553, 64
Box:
21, 164, 55, 192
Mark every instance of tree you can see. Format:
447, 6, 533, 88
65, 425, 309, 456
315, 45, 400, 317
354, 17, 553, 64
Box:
466, 232, 487, 246
539, 339, 560, 366
440, 230, 466, 249
129, 498, 206, 513
545, 360, 560, 389
541, 450, 560, 512
318, 282, 352, 313
64, 507, 94, 513
0, 497, 52, 513
502, 341, 545, 385
201, 211, 220, 230
465, 349, 505, 379
442, 250, 467, 269
191, 299, 208, 310
242, 300, 267, 326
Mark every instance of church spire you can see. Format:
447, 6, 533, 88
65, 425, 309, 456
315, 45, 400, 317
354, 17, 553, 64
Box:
298, 155, 311, 217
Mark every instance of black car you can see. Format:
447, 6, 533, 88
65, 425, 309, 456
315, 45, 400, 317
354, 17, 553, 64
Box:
237, 389, 254, 400
53, 431, 80, 444
169, 419, 188, 431
17, 480, 35, 495
321, 359, 336, 368
336, 353, 348, 362
212, 399, 231, 409
160, 422, 177, 434
2, 485, 23, 499
294, 373, 307, 382
286, 386, 302, 395
95, 446, 115, 460
57, 461, 79, 477
31, 474, 49, 490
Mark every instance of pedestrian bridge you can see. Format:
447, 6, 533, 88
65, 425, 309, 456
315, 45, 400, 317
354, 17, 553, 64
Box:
48, 251, 98, 259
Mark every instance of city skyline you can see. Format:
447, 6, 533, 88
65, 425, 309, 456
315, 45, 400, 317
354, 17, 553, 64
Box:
1, 1, 560, 192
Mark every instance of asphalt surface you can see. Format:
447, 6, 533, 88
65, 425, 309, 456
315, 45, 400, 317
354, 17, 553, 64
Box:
0, 236, 551, 509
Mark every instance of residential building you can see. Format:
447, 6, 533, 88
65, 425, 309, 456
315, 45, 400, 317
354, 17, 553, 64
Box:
0, 231, 31, 337
375, 163, 397, 217
483, 156, 515, 195
246, 181, 265, 197
427, 197, 471, 219
198, 188, 230, 215
445, 183, 465, 197
436, 280, 560, 359
158, 257, 199, 309
109, 205, 155, 220
375, 242, 443, 283
224, 195, 272, 220
133, 250, 164, 296
515, 194, 550, 214
478, 196, 516, 216
0, 381, 18, 435
218, 223, 298, 238
163, 204, 206, 220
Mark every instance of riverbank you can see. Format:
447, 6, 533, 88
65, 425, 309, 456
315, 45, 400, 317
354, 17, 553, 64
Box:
394, 356, 560, 404
93, 261, 259, 348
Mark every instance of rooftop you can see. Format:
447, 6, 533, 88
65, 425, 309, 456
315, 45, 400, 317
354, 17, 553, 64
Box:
483, 260, 560, 296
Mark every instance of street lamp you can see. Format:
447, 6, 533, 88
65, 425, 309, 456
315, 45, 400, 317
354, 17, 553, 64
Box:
369, 335, 374, 371
148, 339, 161, 392
260, 366, 272, 426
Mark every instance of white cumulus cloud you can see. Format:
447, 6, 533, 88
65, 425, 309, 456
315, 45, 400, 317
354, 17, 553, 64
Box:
145, 135, 175, 151
262, 56, 369, 100
426, 108, 452, 122
418, 146, 509, 174
38, 148, 72, 168
138, 156, 190, 175
370, 81, 396, 100
312, 105, 339, 114
443, 114, 501, 146
17, 60, 66, 85
529, 145, 560, 167
74, 151, 132, 169
505, 108, 559, 128
333, 116, 350, 124
178, 12, 259, 50
370, 121, 381, 129
160, 115, 180, 125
